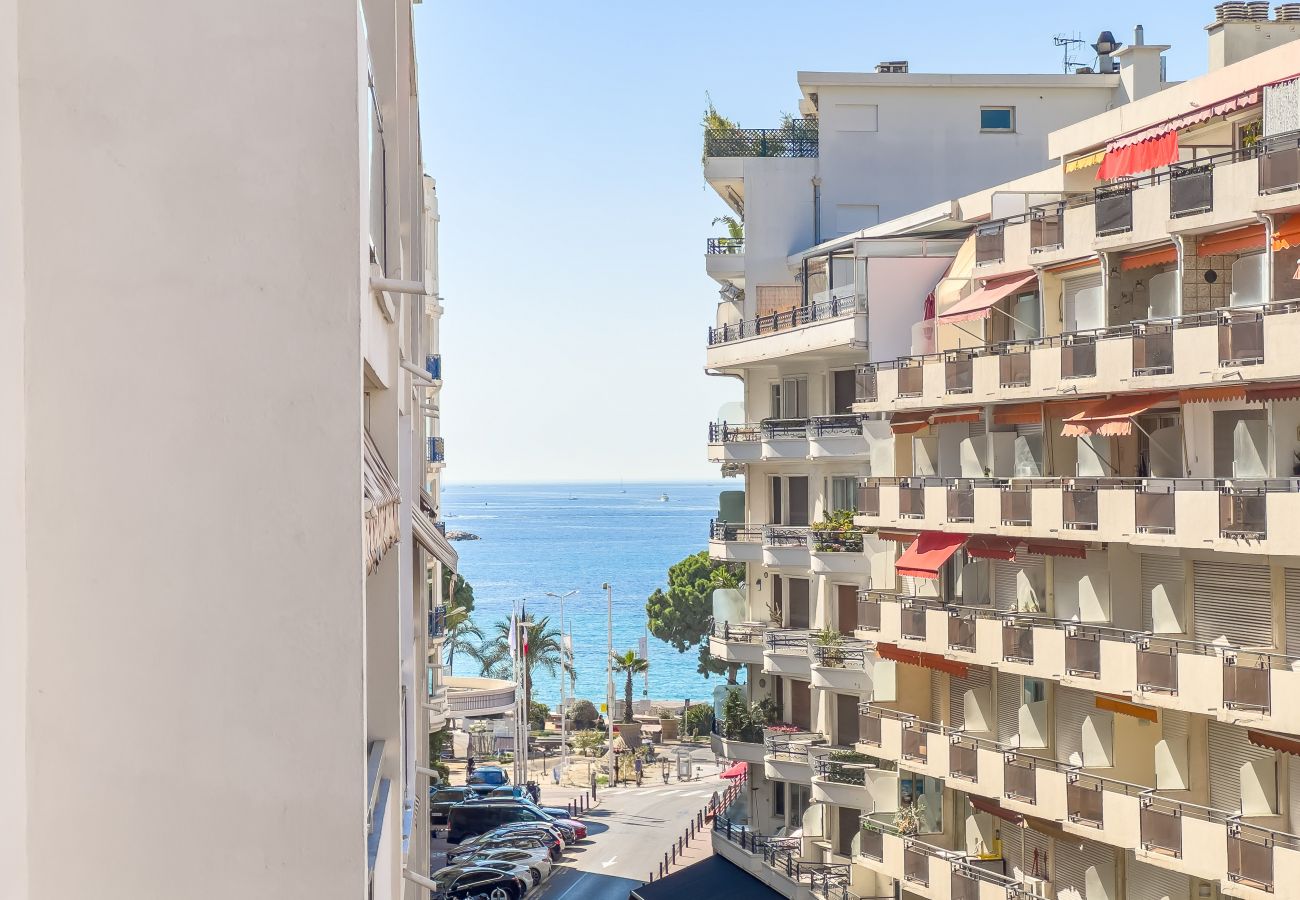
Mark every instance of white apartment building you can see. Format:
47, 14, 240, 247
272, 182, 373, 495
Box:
1, 2, 458, 899
707, 9, 1300, 900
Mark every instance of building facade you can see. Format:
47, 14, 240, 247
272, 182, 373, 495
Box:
708, 11, 1300, 900
1, 2, 457, 899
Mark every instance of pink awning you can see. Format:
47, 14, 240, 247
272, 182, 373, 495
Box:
721, 761, 749, 779
938, 272, 1037, 324
896, 532, 968, 580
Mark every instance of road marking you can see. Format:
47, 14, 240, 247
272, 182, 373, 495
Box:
548, 869, 591, 900
600, 856, 618, 868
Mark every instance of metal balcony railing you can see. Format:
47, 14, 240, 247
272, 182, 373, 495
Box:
1002, 621, 1034, 663
1065, 628, 1101, 678
1003, 754, 1037, 803
1139, 795, 1185, 858
1137, 639, 1179, 693
949, 740, 979, 782
1029, 205, 1064, 252
704, 119, 818, 158
901, 604, 929, 641
1259, 129, 1300, 195
948, 613, 977, 652
706, 236, 745, 254
896, 364, 924, 398
857, 481, 881, 517
903, 844, 930, 885
1219, 490, 1267, 540
1062, 336, 1097, 378
811, 529, 865, 553
1223, 653, 1271, 712
1095, 182, 1134, 236
710, 520, 763, 543
858, 595, 882, 632
707, 293, 855, 345
859, 712, 883, 747
899, 484, 925, 519
855, 364, 877, 402
1132, 324, 1174, 376
425, 354, 442, 380
810, 414, 864, 438
1169, 162, 1214, 217
1063, 487, 1098, 530
709, 421, 761, 443
901, 725, 929, 762
1067, 776, 1104, 827
860, 827, 884, 862
762, 418, 810, 440
999, 349, 1031, 387
1229, 821, 1287, 892
947, 481, 975, 523
710, 620, 766, 643
813, 754, 871, 786
1001, 487, 1032, 526
762, 526, 810, 548
1136, 484, 1176, 534
427, 436, 445, 463
1219, 311, 1265, 367
975, 223, 1005, 266
945, 352, 974, 395
428, 605, 447, 639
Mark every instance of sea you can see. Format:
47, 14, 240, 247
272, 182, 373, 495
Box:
442, 481, 729, 710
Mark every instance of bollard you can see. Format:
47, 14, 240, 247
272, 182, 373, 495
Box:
658, 861, 663, 878
664, 851, 669, 871
671, 844, 676, 864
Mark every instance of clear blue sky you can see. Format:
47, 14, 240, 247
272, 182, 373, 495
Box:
413, 2, 1212, 484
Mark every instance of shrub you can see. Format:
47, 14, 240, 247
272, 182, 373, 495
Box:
528, 700, 550, 732
570, 699, 599, 730
683, 703, 714, 738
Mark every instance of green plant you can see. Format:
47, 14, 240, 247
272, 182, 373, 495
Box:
610, 649, 649, 723
570, 699, 599, 730
823, 748, 872, 785
683, 702, 714, 738
893, 797, 928, 836
712, 215, 744, 240
720, 689, 777, 743
475, 615, 573, 711
573, 730, 605, 757
814, 627, 846, 668
645, 551, 743, 678
427, 727, 454, 785
812, 508, 863, 552
528, 700, 550, 732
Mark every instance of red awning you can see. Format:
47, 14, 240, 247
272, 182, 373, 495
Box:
1024, 539, 1089, 560
878, 529, 919, 544
875, 643, 969, 678
1248, 730, 1300, 757
1097, 131, 1178, 180
897, 531, 969, 579
1121, 246, 1177, 271
1198, 224, 1267, 257
720, 761, 749, 779
968, 795, 1024, 825
938, 272, 1037, 324
966, 536, 1021, 561
890, 411, 931, 435
1107, 88, 1260, 151
1060, 392, 1178, 437
1246, 381, 1300, 404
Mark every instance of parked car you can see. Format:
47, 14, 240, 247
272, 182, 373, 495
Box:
447, 831, 561, 864
465, 765, 510, 795
458, 847, 552, 886
427, 864, 526, 900
482, 787, 575, 819
430, 786, 474, 826
454, 798, 585, 843
448, 801, 569, 844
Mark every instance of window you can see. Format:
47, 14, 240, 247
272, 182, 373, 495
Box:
1023, 678, 1047, 705
831, 369, 856, 413
773, 780, 786, 817
980, 106, 1015, 133
830, 476, 856, 513
900, 773, 943, 833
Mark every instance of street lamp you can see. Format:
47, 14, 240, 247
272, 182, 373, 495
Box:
601, 582, 614, 781
545, 589, 578, 779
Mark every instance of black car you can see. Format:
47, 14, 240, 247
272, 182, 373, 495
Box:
465, 766, 510, 796
430, 786, 474, 826
481, 788, 574, 820
454, 798, 580, 843
447, 832, 560, 864
448, 801, 567, 844
428, 864, 526, 900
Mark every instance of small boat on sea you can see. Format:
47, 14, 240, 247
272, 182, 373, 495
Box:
659, 493, 669, 502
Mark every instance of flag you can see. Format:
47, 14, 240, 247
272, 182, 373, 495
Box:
508, 612, 517, 659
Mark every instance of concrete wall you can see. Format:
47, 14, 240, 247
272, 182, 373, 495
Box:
866, 256, 954, 362
16, 2, 374, 898
740, 158, 817, 319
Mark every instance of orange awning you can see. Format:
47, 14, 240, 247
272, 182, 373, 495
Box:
1248, 730, 1300, 757
897, 531, 969, 580
875, 643, 970, 678
878, 529, 919, 544
1180, 386, 1246, 404
1121, 245, 1177, 271
968, 795, 1024, 826
1060, 392, 1178, 437
1042, 399, 1095, 419
890, 411, 931, 435
1045, 258, 1099, 275
1024, 539, 1089, 559
930, 407, 984, 425
1246, 381, 1300, 404
993, 402, 1044, 426
1273, 215, 1300, 251
1095, 694, 1158, 723
1197, 224, 1266, 257
966, 536, 1021, 561
938, 272, 1037, 324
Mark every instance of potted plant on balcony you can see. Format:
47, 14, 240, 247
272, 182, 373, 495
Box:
814, 627, 847, 668
824, 748, 873, 785
894, 798, 928, 837
721, 689, 776, 744
812, 508, 863, 552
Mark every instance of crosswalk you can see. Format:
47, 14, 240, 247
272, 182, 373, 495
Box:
597, 786, 719, 798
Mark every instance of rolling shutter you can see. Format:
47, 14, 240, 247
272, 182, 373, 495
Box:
1192, 560, 1272, 647
1290, 759, 1300, 841
1125, 851, 1189, 900
993, 555, 1046, 612
1021, 827, 1051, 881
949, 667, 992, 731
1063, 271, 1104, 333
929, 671, 943, 723
1055, 686, 1094, 766
1141, 554, 1185, 634
1208, 720, 1276, 813
1053, 838, 1115, 900
899, 574, 919, 597
1285, 569, 1300, 656
997, 672, 1020, 744
1160, 709, 1188, 744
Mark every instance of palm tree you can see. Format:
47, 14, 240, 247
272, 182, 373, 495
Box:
610, 649, 649, 723
476, 615, 572, 711
442, 604, 483, 676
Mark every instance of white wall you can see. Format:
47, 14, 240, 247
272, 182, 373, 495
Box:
739, 157, 817, 318
0, 0, 27, 895
814, 81, 1117, 238
17, 3, 370, 899
866, 256, 953, 361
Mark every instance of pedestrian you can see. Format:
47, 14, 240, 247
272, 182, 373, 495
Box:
552, 765, 561, 786
634, 755, 643, 787
465, 756, 476, 780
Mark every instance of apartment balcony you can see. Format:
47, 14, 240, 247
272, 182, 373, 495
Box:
426, 436, 445, 465
852, 302, 1300, 418
1137, 794, 1230, 883
710, 729, 767, 765
761, 524, 810, 567
1226, 821, 1300, 900
708, 519, 764, 563
763, 628, 812, 677
896, 599, 952, 660
707, 421, 762, 463
444, 675, 517, 718
857, 706, 951, 782
706, 291, 862, 370
855, 476, 1300, 556
810, 529, 869, 576
856, 590, 901, 643
763, 730, 821, 784
761, 418, 812, 460
424, 353, 442, 381
427, 604, 447, 640
856, 826, 1018, 900
704, 236, 745, 283
704, 120, 818, 159
810, 752, 882, 809
707, 619, 767, 666
946, 734, 1009, 800
809, 638, 876, 694
808, 414, 870, 459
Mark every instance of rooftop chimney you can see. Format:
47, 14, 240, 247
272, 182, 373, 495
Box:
1208, 3, 1300, 69
875, 61, 909, 74
1092, 30, 1122, 73
1115, 26, 1169, 102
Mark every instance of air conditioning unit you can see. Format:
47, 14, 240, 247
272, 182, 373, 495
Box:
1020, 875, 1054, 899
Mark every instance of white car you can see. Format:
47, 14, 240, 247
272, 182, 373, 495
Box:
464, 847, 553, 885
471, 860, 538, 892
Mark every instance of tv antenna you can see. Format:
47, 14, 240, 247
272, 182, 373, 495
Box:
1054, 33, 1087, 74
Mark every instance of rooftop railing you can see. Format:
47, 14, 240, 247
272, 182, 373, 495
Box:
708, 293, 857, 346
704, 119, 819, 158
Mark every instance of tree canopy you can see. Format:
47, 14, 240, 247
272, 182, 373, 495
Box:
645, 551, 743, 678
